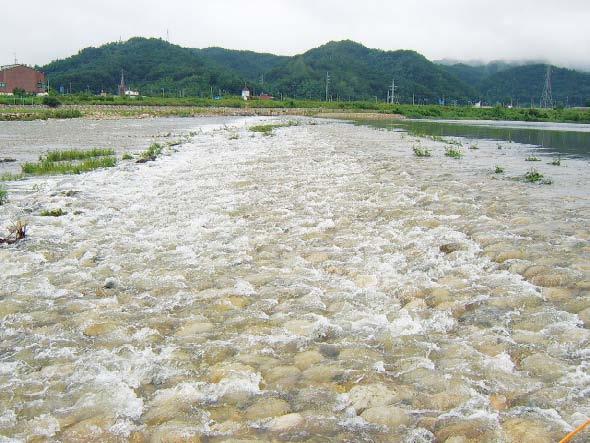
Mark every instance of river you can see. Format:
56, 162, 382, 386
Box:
0, 117, 589, 442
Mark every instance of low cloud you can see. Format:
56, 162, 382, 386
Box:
3, 0, 589, 70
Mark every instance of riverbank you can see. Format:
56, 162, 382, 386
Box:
1, 117, 588, 441
1, 100, 589, 123
0, 104, 404, 121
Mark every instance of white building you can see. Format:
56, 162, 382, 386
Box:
241, 87, 251, 101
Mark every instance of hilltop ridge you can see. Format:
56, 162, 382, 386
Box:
41, 37, 590, 106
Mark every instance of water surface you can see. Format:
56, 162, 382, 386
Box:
357, 118, 590, 159
0, 118, 588, 442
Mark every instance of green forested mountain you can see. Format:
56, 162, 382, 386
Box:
41, 37, 590, 106
439, 62, 590, 106
438, 62, 517, 87
195, 47, 288, 82
264, 40, 473, 102
43, 38, 244, 96
43, 38, 469, 101
478, 65, 590, 107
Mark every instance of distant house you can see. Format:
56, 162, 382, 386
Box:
0, 64, 46, 95
259, 93, 274, 100
241, 87, 251, 101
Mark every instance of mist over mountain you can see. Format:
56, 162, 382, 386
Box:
42, 37, 590, 106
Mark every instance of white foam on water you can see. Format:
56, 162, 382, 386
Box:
24, 414, 60, 438
234, 279, 256, 296
1, 117, 588, 440
372, 361, 386, 373
484, 352, 515, 373
406, 428, 436, 443
109, 419, 137, 438
0, 410, 17, 429
151, 370, 262, 406
0, 362, 20, 375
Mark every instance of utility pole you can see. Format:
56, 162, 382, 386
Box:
540, 65, 553, 109
388, 78, 398, 104
325, 71, 330, 102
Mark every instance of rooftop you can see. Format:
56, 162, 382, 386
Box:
0, 64, 40, 72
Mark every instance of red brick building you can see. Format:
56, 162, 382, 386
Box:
0, 64, 46, 95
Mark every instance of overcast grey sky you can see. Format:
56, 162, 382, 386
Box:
3, 0, 590, 69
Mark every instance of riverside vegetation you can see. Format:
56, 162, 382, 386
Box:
0, 186, 7, 205
1, 97, 589, 123
412, 145, 432, 157
22, 149, 116, 176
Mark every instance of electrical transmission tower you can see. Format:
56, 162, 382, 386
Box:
325, 72, 330, 101
540, 65, 553, 109
387, 78, 398, 104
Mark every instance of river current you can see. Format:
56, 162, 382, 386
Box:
0, 117, 589, 442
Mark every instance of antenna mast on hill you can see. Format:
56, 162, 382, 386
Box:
540, 65, 553, 109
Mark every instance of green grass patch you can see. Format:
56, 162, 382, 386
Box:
445, 147, 463, 159
122, 153, 133, 160
138, 143, 164, 162
249, 124, 276, 135
550, 157, 562, 166
0, 172, 24, 181
0, 109, 82, 121
0, 187, 7, 205
22, 156, 116, 175
249, 121, 298, 135
524, 168, 551, 184
413, 146, 432, 157
495, 166, 505, 174
44, 148, 115, 162
40, 208, 67, 217
525, 156, 541, 161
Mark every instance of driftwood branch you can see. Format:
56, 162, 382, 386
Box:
0, 221, 27, 244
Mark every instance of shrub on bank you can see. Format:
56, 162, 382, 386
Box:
42, 96, 62, 108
